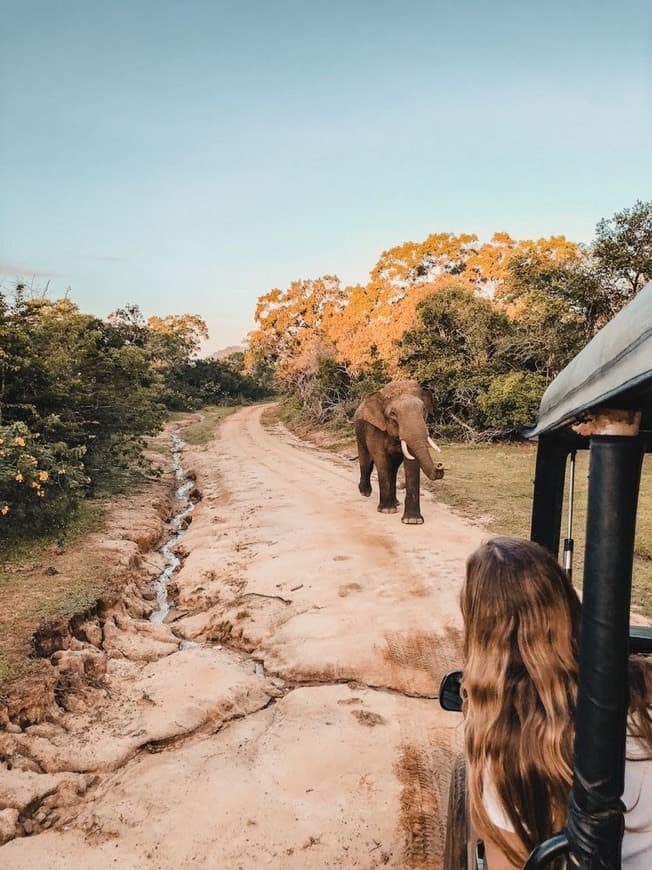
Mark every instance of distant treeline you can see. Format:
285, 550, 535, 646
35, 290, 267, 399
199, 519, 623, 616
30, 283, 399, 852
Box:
0, 292, 266, 537
246, 201, 652, 438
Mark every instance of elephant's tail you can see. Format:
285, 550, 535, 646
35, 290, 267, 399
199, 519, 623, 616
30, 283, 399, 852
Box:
348, 455, 359, 462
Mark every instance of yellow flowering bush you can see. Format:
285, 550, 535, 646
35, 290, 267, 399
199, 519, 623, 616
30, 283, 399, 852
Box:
0, 422, 87, 535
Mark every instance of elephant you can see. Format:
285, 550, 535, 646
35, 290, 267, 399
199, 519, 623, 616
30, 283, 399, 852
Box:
354, 379, 444, 524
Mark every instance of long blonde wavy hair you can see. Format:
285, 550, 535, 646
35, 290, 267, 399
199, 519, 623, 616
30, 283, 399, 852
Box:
462, 537, 582, 865
462, 536, 651, 866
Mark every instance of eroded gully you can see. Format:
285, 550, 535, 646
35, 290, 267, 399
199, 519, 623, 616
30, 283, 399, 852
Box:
149, 431, 196, 624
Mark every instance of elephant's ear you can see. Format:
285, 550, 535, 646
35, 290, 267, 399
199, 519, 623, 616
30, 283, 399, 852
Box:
355, 393, 386, 431
420, 388, 436, 418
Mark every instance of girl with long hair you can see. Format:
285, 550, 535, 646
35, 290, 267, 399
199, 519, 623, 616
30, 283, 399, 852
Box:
461, 536, 652, 869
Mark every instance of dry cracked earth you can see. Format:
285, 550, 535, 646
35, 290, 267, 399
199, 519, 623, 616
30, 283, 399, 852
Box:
0, 404, 487, 869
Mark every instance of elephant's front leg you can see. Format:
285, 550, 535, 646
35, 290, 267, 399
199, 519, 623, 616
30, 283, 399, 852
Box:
402, 458, 424, 524
376, 456, 398, 513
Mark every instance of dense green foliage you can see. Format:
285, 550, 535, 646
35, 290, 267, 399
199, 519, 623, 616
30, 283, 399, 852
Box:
0, 295, 167, 497
0, 421, 87, 532
0, 291, 265, 538
164, 354, 267, 410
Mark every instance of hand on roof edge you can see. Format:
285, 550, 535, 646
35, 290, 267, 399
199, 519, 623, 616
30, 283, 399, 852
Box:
571, 409, 642, 437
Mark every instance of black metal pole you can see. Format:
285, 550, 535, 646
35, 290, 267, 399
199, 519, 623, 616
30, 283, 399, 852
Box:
531, 435, 570, 557
562, 450, 576, 580
566, 435, 644, 869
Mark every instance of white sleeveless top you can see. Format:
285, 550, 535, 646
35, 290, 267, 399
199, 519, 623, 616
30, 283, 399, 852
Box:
483, 737, 652, 868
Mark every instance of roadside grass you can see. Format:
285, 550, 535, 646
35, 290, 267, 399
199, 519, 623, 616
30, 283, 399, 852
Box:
435, 441, 537, 536
0, 500, 109, 683
0, 500, 105, 564
178, 405, 240, 446
273, 403, 652, 619
35, 577, 108, 620
434, 445, 652, 618
271, 403, 356, 452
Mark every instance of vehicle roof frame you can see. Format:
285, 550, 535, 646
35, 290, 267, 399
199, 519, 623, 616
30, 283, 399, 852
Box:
525, 281, 652, 868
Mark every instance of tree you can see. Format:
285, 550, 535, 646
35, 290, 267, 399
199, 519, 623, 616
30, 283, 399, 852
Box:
369, 233, 478, 287
246, 275, 346, 388
503, 202, 652, 373
330, 234, 582, 375
0, 421, 87, 535
399, 285, 544, 437
147, 313, 209, 368
501, 252, 598, 376
594, 199, 652, 297
0, 283, 271, 539
1, 294, 168, 496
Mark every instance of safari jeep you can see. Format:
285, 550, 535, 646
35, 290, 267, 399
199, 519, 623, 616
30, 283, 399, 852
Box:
440, 280, 652, 869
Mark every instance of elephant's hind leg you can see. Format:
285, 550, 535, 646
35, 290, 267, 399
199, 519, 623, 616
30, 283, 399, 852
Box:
357, 434, 373, 497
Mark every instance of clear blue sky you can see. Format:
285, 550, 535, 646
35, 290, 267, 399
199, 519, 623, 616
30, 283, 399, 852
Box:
1, 0, 650, 351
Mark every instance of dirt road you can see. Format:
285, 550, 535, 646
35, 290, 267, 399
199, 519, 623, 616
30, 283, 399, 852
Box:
0, 404, 486, 868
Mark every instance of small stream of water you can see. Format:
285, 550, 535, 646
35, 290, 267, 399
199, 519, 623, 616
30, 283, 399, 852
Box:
149, 432, 195, 624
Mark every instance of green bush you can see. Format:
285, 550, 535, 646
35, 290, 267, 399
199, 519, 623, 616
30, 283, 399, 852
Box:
477, 371, 547, 435
399, 285, 521, 438
0, 422, 87, 536
163, 356, 268, 410
397, 287, 552, 439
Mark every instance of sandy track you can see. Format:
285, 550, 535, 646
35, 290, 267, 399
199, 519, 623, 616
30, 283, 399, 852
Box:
173, 405, 483, 693
1, 404, 486, 869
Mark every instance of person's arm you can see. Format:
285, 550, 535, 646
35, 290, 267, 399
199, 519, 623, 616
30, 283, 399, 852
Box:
482, 768, 528, 868
483, 831, 527, 870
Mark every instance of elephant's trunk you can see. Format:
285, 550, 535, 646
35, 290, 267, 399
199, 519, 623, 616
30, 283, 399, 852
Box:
412, 440, 443, 481
399, 419, 444, 481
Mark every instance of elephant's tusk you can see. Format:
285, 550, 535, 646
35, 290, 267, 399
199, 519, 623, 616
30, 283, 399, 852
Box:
401, 439, 416, 461
427, 437, 441, 453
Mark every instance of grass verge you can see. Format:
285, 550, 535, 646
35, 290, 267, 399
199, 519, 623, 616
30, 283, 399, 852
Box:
0, 500, 108, 683
434, 445, 651, 618
0, 501, 105, 565
178, 405, 240, 446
